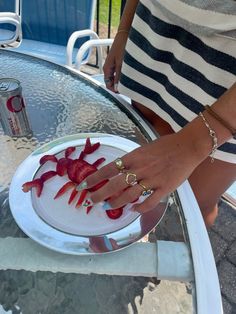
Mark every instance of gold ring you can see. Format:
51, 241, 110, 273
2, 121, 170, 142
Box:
138, 182, 153, 196
125, 172, 137, 186
114, 157, 125, 172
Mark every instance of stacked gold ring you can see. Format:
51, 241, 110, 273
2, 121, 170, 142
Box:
138, 182, 153, 196
114, 157, 126, 173
125, 172, 137, 186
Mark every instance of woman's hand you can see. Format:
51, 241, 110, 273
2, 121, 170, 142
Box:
79, 131, 207, 214
103, 32, 129, 92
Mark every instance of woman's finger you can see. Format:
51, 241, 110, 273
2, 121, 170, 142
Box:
131, 187, 167, 213
79, 161, 121, 191
90, 170, 141, 204
79, 155, 132, 190
103, 62, 115, 91
105, 184, 144, 209
113, 64, 122, 92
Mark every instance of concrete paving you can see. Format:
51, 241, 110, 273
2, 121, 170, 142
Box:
208, 199, 236, 314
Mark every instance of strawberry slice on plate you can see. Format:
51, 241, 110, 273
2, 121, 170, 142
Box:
40, 170, 57, 182
65, 146, 76, 158
39, 154, 57, 165
106, 207, 123, 219
22, 178, 43, 197
73, 162, 97, 184
83, 138, 100, 154
56, 158, 71, 176
54, 181, 76, 199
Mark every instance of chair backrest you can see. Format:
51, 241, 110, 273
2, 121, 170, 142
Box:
0, 0, 96, 48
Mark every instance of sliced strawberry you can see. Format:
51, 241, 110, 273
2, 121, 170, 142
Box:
56, 158, 71, 176
78, 150, 85, 160
40, 170, 57, 182
84, 137, 91, 152
106, 207, 123, 219
92, 157, 106, 168
68, 188, 79, 204
65, 146, 76, 158
83, 138, 100, 154
22, 178, 43, 197
85, 142, 100, 154
75, 189, 88, 208
88, 179, 108, 192
39, 154, 57, 165
86, 206, 93, 214
54, 181, 76, 199
73, 163, 97, 184
67, 159, 87, 182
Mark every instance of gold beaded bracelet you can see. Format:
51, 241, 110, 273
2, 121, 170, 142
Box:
199, 112, 218, 163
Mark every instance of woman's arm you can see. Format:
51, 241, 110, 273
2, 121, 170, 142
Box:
103, 0, 139, 92
184, 82, 236, 163
117, 0, 139, 32
79, 83, 236, 213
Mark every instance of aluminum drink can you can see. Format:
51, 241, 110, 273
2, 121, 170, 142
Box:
0, 78, 32, 137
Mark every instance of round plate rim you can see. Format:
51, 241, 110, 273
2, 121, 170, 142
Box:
9, 133, 168, 255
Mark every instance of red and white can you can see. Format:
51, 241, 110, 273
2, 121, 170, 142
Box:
0, 78, 32, 137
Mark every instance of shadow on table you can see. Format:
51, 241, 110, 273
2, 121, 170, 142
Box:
0, 192, 189, 314
0, 270, 162, 314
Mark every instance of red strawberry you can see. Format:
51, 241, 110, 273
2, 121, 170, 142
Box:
86, 206, 93, 214
92, 157, 105, 168
65, 146, 76, 158
22, 178, 43, 197
106, 208, 123, 219
83, 138, 100, 154
67, 159, 87, 182
68, 188, 79, 204
54, 181, 76, 199
73, 163, 97, 184
75, 189, 88, 208
56, 158, 71, 176
40, 170, 57, 182
39, 154, 57, 165
78, 150, 85, 160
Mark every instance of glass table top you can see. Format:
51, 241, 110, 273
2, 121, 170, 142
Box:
0, 49, 194, 313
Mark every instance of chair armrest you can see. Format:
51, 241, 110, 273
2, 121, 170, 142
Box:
0, 15, 21, 46
66, 29, 100, 67
75, 38, 114, 73
0, 12, 21, 21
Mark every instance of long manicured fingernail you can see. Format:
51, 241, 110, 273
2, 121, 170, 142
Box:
82, 198, 93, 208
102, 201, 112, 210
76, 181, 87, 191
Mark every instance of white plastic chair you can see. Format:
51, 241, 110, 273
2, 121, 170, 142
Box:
67, 36, 114, 73
0, 0, 98, 65
0, 0, 22, 48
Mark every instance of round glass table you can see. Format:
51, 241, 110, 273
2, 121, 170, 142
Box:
0, 49, 222, 314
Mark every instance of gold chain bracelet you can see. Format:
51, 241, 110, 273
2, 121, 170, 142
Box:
205, 105, 236, 138
199, 112, 218, 163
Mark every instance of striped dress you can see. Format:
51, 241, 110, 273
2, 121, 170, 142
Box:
119, 0, 236, 164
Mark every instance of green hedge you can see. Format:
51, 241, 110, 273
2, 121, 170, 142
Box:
99, 0, 122, 27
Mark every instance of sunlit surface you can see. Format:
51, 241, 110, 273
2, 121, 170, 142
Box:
0, 50, 194, 313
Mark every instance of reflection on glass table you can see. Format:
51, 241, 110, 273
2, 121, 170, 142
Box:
0, 49, 222, 314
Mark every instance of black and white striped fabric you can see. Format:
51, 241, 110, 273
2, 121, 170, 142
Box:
119, 0, 236, 164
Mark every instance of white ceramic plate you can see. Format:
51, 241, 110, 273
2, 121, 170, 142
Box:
9, 133, 168, 255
